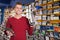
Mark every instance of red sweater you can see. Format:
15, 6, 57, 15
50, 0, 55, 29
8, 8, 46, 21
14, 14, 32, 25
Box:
6, 17, 33, 40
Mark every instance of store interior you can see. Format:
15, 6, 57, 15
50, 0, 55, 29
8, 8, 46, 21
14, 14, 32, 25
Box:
0, 0, 60, 40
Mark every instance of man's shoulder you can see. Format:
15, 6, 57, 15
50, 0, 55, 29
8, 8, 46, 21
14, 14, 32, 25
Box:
22, 16, 28, 19
7, 17, 14, 21
8, 17, 13, 19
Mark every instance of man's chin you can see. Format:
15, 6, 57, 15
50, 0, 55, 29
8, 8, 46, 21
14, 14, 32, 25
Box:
16, 13, 21, 15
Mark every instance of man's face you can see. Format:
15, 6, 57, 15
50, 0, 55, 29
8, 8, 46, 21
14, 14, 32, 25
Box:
14, 4, 22, 15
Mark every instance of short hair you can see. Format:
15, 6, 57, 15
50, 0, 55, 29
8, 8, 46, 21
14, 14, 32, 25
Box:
14, 2, 22, 8
16, 2, 22, 5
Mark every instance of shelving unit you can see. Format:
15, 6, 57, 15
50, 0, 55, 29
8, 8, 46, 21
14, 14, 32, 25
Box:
35, 0, 60, 24
28, 0, 60, 40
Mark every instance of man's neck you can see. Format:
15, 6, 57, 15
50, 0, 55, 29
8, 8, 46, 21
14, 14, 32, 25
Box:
16, 14, 21, 16
14, 14, 22, 19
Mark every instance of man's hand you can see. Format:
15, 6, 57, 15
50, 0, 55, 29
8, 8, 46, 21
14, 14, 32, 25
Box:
6, 30, 13, 36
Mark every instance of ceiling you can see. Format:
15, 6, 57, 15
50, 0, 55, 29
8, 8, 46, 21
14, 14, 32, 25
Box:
0, 0, 35, 7
0, 0, 11, 4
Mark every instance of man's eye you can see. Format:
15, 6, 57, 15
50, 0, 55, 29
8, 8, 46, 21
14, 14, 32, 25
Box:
20, 8, 22, 9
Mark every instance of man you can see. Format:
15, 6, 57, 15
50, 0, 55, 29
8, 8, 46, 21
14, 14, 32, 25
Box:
6, 2, 33, 40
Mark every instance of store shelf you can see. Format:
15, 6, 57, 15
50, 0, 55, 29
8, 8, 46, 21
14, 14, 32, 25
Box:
36, 20, 42, 22
47, 8, 53, 10
36, 20, 49, 22
47, 13, 60, 16
54, 26, 59, 27
35, 14, 42, 16
42, 8, 47, 10
47, 30, 54, 32
35, 0, 39, 2
40, 4, 46, 6
50, 20, 60, 23
42, 6, 60, 10
53, 6, 60, 9
33, 0, 60, 40
54, 0, 60, 2
40, 1, 53, 6
54, 13, 60, 16
47, 1, 53, 5
35, 13, 60, 16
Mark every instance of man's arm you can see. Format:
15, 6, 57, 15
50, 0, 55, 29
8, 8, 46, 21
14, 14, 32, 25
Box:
5, 18, 14, 36
26, 18, 33, 35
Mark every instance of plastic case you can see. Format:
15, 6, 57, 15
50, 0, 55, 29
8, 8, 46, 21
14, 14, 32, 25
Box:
50, 32, 54, 37
53, 1, 60, 7
40, 26, 46, 30
47, 0, 53, 2
43, 0, 47, 4
47, 4, 52, 9
46, 26, 54, 31
35, 11, 40, 15
35, 16, 42, 20
50, 15, 54, 20
48, 10, 53, 14
41, 30, 46, 36
42, 21, 47, 25
52, 23, 59, 27
39, 35, 45, 40
42, 15, 47, 20
35, 1, 39, 6
43, 5, 47, 9
39, 10, 43, 15
46, 15, 51, 21
58, 33, 60, 38
46, 21, 52, 26
59, 23, 60, 26
45, 36, 49, 40
36, 25, 40, 29
54, 8, 60, 14
42, 10, 48, 14
39, 0, 43, 4
54, 32, 59, 38
53, 16, 59, 20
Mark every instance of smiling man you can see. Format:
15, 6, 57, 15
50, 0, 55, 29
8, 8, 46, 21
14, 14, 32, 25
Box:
6, 2, 33, 40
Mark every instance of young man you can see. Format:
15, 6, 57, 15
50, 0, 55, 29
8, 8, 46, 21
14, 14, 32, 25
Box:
6, 2, 33, 40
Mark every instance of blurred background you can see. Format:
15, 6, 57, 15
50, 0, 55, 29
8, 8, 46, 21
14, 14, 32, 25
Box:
0, 0, 60, 40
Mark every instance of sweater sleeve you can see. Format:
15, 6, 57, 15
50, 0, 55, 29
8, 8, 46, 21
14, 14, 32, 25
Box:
6, 18, 14, 32
6, 18, 11, 29
26, 18, 33, 35
5, 18, 14, 34
5, 18, 12, 35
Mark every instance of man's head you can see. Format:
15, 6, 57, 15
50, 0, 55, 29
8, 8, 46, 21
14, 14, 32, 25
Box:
14, 2, 23, 15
